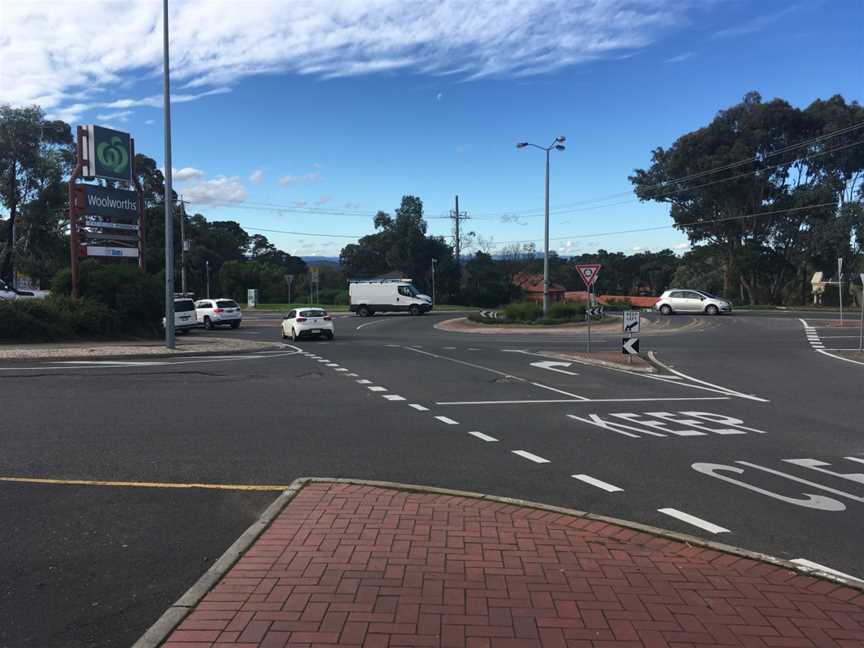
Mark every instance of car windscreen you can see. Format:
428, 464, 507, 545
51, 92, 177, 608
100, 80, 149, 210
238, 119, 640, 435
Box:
300, 310, 327, 317
175, 300, 196, 312
402, 285, 419, 296
216, 300, 239, 308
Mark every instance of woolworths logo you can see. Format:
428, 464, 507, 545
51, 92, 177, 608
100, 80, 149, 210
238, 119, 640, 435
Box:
87, 192, 136, 211
97, 136, 129, 173
81, 185, 138, 218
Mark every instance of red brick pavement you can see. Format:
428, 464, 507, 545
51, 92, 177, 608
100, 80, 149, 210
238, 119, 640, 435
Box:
161, 482, 864, 648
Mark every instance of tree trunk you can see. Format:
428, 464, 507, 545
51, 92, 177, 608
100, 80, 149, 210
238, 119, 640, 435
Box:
1, 160, 17, 284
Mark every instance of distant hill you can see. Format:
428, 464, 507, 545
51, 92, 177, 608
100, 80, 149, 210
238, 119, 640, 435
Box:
300, 256, 341, 266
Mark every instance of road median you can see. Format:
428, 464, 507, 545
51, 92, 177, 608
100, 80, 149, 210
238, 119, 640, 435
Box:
0, 336, 286, 362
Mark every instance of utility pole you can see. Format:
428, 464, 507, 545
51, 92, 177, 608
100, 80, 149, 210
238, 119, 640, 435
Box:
162, 0, 175, 349
205, 260, 211, 298
450, 195, 469, 284
179, 196, 187, 294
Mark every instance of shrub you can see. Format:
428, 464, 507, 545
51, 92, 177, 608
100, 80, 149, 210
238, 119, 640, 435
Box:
504, 301, 543, 322
0, 296, 120, 343
602, 298, 633, 311
548, 302, 586, 320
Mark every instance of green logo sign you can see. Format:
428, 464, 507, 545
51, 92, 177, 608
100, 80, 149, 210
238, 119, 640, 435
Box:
90, 126, 132, 181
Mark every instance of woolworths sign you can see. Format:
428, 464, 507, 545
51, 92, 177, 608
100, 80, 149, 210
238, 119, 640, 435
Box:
79, 185, 139, 219
82, 125, 133, 182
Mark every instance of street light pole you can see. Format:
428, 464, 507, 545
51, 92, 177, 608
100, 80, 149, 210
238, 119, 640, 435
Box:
516, 137, 566, 317
431, 258, 437, 305
162, 0, 175, 349
205, 260, 211, 298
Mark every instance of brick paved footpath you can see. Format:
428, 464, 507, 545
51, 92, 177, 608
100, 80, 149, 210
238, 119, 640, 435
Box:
161, 482, 864, 648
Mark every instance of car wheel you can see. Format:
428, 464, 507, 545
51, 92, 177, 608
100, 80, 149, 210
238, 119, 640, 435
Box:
659, 304, 673, 315
230, 321, 240, 329
204, 316, 213, 330
409, 305, 420, 316
326, 331, 334, 340
281, 328, 287, 340
705, 304, 719, 316
358, 306, 370, 317
291, 328, 298, 342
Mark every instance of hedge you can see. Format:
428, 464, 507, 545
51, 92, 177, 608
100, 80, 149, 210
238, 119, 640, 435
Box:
0, 297, 121, 342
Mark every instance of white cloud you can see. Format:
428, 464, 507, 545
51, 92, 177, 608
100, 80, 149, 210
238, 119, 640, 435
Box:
249, 169, 265, 184
673, 242, 690, 250
173, 167, 206, 182
293, 201, 308, 208
183, 176, 246, 205
665, 51, 693, 63
278, 171, 322, 187
632, 245, 645, 252
713, 6, 799, 39
95, 110, 133, 123
436, 92, 444, 102
2, 1, 690, 117
145, 119, 155, 125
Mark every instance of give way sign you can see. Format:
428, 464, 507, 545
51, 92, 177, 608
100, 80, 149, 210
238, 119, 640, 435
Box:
575, 264, 601, 288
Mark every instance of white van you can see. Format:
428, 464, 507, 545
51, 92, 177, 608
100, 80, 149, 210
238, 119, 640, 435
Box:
349, 279, 432, 316
162, 295, 201, 334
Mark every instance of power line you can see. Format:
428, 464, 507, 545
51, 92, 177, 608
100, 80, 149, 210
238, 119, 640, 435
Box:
470, 120, 864, 217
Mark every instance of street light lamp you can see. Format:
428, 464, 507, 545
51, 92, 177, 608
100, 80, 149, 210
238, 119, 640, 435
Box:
516, 136, 567, 316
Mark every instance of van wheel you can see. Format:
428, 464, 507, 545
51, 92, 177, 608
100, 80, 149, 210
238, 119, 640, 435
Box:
204, 316, 214, 329
409, 305, 420, 316
358, 306, 370, 317
705, 304, 719, 316
659, 305, 672, 315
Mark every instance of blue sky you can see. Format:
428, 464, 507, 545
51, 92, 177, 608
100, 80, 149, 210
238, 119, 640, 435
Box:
2, 0, 862, 258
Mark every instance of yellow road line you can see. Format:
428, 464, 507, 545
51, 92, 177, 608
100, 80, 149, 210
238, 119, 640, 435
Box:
0, 477, 290, 491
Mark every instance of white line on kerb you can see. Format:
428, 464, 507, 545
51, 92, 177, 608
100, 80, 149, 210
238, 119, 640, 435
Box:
468, 431, 498, 442
571, 474, 623, 492
409, 404, 429, 411
435, 416, 459, 425
367, 386, 387, 392
657, 508, 729, 534
790, 559, 864, 586
383, 394, 406, 401
512, 450, 550, 464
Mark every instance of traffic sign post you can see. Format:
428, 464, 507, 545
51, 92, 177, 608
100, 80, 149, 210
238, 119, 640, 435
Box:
838, 258, 843, 326
575, 264, 602, 353
859, 273, 864, 351
622, 310, 640, 362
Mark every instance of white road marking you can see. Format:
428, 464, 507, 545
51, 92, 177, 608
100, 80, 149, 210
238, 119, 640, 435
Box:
790, 559, 864, 586
646, 352, 768, 402
467, 348, 481, 351
657, 508, 729, 534
402, 346, 525, 381
530, 360, 579, 376
468, 431, 498, 442
437, 396, 729, 406
335, 368, 348, 372
409, 404, 430, 411
326, 363, 339, 367
356, 379, 371, 384
346, 373, 359, 377
736, 461, 864, 503
368, 386, 387, 392
443, 346, 456, 350
435, 416, 459, 425
783, 458, 864, 485
846, 456, 864, 465
357, 319, 387, 330
383, 394, 406, 401
571, 474, 623, 492
512, 450, 550, 464
530, 382, 588, 400
816, 349, 864, 366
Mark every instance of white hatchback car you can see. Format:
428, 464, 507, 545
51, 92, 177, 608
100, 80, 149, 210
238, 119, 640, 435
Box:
282, 308, 334, 341
195, 298, 243, 329
654, 289, 732, 315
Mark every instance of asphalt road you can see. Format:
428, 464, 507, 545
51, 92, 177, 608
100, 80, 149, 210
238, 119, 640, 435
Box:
1, 307, 862, 647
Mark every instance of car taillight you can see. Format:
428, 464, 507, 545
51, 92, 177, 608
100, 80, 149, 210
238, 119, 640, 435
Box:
323, 316, 331, 321
213, 308, 223, 313
296, 317, 307, 322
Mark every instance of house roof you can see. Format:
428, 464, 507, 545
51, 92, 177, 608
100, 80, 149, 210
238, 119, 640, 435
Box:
512, 272, 565, 293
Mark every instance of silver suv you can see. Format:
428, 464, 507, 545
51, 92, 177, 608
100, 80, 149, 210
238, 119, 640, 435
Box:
654, 289, 732, 315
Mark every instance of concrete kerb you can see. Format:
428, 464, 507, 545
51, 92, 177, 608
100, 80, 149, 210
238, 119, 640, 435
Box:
0, 340, 286, 363
133, 476, 864, 648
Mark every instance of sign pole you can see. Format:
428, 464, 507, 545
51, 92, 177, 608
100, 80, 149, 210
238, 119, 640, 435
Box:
68, 127, 85, 298
162, 0, 175, 349
859, 273, 864, 351
837, 258, 843, 327
586, 285, 592, 354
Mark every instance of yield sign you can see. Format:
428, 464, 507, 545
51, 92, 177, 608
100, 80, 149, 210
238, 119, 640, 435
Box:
576, 264, 601, 288
622, 337, 640, 355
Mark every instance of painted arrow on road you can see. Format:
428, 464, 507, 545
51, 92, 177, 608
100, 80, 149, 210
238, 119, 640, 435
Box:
530, 361, 579, 376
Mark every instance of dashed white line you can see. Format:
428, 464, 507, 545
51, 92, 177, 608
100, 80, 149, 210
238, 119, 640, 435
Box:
468, 431, 498, 442
346, 373, 359, 377
571, 474, 623, 493
657, 508, 729, 534
335, 368, 349, 372
409, 404, 430, 411
435, 416, 459, 425
512, 450, 550, 464
383, 394, 406, 401
368, 386, 387, 392
845, 456, 864, 465
326, 363, 339, 367
356, 379, 371, 384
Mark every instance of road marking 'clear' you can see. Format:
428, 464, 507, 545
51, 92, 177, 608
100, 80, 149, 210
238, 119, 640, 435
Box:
571, 474, 623, 492
468, 431, 498, 442
383, 394, 406, 401
657, 508, 729, 534
368, 386, 387, 392
512, 450, 550, 464
435, 416, 459, 425
409, 404, 429, 411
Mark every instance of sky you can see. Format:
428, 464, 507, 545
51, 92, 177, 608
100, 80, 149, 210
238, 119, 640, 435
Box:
1, 0, 862, 259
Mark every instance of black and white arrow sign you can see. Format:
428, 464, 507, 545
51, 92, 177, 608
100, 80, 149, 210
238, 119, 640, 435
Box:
622, 337, 640, 355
